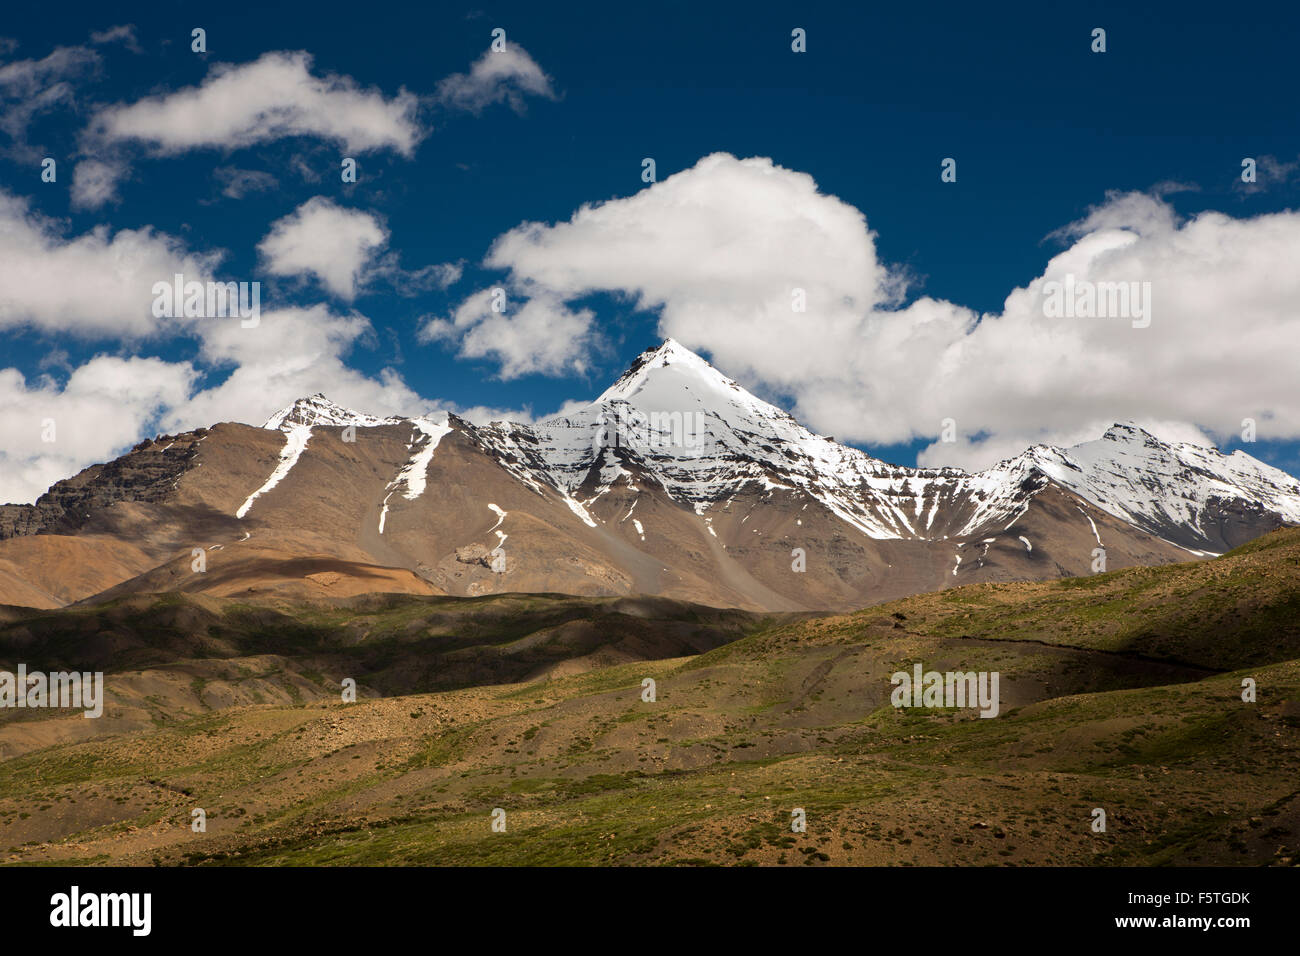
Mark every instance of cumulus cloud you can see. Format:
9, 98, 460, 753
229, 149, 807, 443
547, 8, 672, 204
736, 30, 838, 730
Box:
164, 304, 424, 430
257, 197, 460, 300
432, 152, 890, 379
906, 197, 1300, 468
436, 43, 556, 114
420, 286, 596, 378
168, 301, 552, 432
0, 356, 195, 505
257, 197, 387, 300
90, 51, 424, 156
7, 40, 554, 199
0, 189, 218, 337
445, 152, 1300, 470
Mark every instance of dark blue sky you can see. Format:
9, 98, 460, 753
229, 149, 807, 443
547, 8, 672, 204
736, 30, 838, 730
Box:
3, 0, 1299, 476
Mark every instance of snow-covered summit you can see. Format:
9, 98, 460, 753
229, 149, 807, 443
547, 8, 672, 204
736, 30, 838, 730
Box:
263, 394, 404, 431
487, 341, 1027, 539
594, 338, 752, 405
1019, 421, 1300, 550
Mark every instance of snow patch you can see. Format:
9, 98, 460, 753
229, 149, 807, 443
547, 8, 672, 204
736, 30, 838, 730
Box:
236, 424, 312, 519
1077, 506, 1103, 546
562, 494, 598, 528
378, 416, 453, 534
488, 503, 508, 548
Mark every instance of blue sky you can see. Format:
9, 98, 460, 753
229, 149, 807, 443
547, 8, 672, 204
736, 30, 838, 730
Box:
2, 0, 1300, 503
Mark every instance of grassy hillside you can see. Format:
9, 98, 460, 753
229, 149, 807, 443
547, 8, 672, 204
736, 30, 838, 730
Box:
1, 530, 1298, 866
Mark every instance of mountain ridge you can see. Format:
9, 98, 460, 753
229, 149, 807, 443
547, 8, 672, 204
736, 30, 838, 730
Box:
1, 339, 1297, 611
257, 339, 1300, 553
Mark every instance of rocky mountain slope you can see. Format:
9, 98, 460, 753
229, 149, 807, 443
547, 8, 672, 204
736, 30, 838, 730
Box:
2, 340, 1297, 610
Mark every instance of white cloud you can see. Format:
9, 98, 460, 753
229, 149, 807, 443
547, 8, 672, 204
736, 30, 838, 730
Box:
0, 356, 195, 505
436, 43, 556, 114
0, 189, 218, 337
166, 304, 425, 431
435, 152, 890, 380
258, 197, 386, 300
257, 197, 460, 300
450, 152, 1300, 470
171, 301, 555, 432
906, 198, 1300, 468
70, 157, 127, 209
420, 287, 596, 378
450, 401, 563, 426
90, 51, 424, 156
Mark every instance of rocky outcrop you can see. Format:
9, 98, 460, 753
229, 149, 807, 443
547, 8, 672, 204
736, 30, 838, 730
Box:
0, 431, 205, 539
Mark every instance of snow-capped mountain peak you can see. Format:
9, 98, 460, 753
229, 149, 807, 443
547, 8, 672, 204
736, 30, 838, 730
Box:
1020, 423, 1300, 552
263, 394, 404, 431
587, 339, 792, 434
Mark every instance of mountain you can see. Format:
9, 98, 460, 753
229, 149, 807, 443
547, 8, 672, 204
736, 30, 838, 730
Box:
2, 339, 1298, 611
